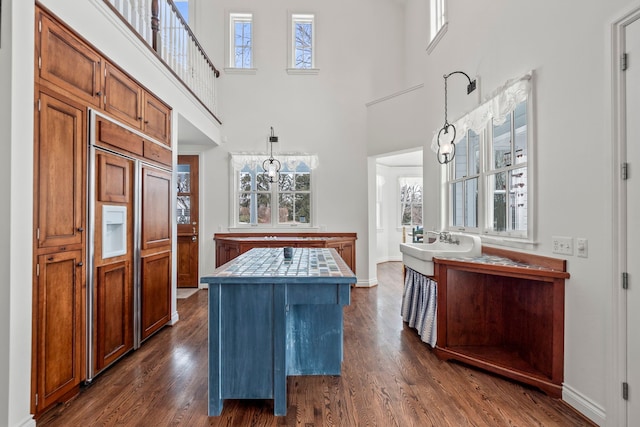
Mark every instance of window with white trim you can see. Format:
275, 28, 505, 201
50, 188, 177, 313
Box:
399, 177, 423, 228
232, 155, 318, 227
229, 13, 253, 69
430, 0, 446, 43
434, 73, 534, 241
288, 13, 317, 73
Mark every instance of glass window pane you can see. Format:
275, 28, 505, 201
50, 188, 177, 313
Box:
294, 193, 310, 223
177, 164, 190, 193
493, 113, 512, 169
452, 182, 463, 227
510, 167, 527, 231
295, 172, 310, 190
256, 173, 270, 191
238, 193, 251, 224
464, 178, 478, 227
279, 172, 294, 191
489, 172, 507, 231
239, 172, 252, 191
279, 193, 294, 223
454, 133, 467, 179
257, 193, 271, 223
177, 196, 190, 224
514, 101, 527, 165
468, 130, 480, 175
411, 204, 423, 226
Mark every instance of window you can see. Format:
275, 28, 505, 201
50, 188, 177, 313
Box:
288, 13, 317, 74
229, 13, 253, 69
399, 177, 423, 228
174, 0, 189, 23
436, 73, 533, 241
427, 0, 447, 53
232, 155, 318, 227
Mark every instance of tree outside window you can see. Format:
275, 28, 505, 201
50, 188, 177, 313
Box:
399, 177, 423, 227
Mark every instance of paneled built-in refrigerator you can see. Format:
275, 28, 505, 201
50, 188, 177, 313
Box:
86, 111, 173, 381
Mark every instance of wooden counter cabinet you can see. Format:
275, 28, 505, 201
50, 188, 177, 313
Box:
432, 249, 570, 398
214, 233, 357, 273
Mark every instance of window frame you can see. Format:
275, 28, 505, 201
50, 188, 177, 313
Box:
225, 12, 256, 74
443, 94, 534, 245
287, 12, 319, 75
231, 157, 317, 229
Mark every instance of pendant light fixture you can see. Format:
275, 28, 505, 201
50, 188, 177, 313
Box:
262, 126, 281, 183
436, 71, 477, 165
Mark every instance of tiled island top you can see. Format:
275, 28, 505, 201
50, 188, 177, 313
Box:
204, 247, 356, 283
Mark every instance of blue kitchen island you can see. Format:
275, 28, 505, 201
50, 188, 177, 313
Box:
200, 247, 357, 416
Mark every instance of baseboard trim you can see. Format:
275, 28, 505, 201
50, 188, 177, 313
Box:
562, 383, 606, 426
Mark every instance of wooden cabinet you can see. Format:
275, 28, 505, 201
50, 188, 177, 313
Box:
33, 250, 85, 413
37, 11, 103, 108
35, 91, 86, 250
37, 7, 172, 148
143, 92, 172, 146
104, 63, 143, 131
327, 239, 356, 273
104, 63, 172, 147
432, 248, 569, 398
214, 233, 357, 273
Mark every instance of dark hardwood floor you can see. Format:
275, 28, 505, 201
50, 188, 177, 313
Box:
38, 262, 595, 426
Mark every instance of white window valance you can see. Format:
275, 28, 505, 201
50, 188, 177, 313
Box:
230, 153, 319, 171
430, 71, 533, 153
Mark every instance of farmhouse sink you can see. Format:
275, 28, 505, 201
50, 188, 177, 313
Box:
399, 232, 482, 276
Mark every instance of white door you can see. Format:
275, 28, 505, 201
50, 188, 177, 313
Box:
626, 14, 640, 426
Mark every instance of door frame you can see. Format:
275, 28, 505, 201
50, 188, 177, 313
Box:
611, 5, 640, 426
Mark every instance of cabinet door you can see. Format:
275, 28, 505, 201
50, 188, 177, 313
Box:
36, 92, 85, 249
104, 63, 143, 130
37, 12, 102, 107
34, 251, 84, 413
141, 167, 172, 250
140, 251, 172, 340
95, 261, 133, 371
142, 92, 172, 146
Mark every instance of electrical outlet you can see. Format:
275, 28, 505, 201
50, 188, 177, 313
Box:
576, 238, 588, 258
552, 236, 574, 255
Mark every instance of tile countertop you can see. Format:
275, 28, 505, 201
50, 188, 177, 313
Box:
201, 247, 357, 284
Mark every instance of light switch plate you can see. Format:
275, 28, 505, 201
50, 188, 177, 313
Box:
576, 238, 588, 258
552, 236, 573, 255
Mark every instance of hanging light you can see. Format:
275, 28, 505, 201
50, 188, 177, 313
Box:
436, 71, 477, 165
262, 126, 281, 183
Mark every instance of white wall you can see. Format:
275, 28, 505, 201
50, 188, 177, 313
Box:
367, 0, 635, 424
191, 0, 406, 285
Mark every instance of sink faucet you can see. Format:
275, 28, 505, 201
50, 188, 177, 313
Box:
438, 231, 460, 245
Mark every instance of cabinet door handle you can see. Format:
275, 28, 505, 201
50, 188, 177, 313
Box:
77, 262, 83, 267
77, 227, 84, 232
96, 91, 102, 96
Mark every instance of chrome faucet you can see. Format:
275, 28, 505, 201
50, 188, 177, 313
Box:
438, 231, 460, 245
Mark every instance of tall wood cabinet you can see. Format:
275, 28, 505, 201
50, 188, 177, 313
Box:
33, 6, 174, 417
32, 89, 87, 414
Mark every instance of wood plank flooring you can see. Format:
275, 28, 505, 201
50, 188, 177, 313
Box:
38, 262, 595, 426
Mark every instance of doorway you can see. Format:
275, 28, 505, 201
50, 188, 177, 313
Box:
613, 7, 640, 426
176, 155, 199, 288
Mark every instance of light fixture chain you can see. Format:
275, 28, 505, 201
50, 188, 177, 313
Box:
443, 75, 449, 127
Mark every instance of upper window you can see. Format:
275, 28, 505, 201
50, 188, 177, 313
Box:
399, 177, 423, 228
229, 13, 253, 69
232, 155, 318, 228
436, 73, 534, 242
288, 13, 318, 74
174, 0, 189, 23
427, 0, 447, 53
